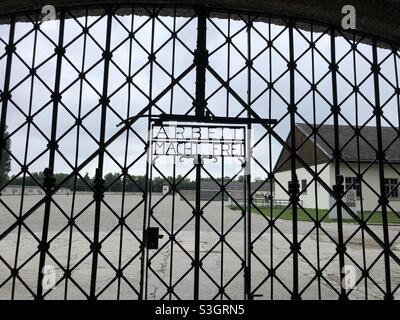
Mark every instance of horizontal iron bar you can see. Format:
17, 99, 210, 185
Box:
153, 114, 277, 125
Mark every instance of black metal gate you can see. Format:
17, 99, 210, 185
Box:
144, 121, 248, 300
0, 4, 399, 300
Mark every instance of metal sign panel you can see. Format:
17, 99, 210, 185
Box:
151, 123, 246, 158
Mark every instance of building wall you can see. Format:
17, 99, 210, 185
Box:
1, 186, 70, 195
274, 163, 400, 212
162, 185, 170, 195
178, 189, 267, 202
274, 163, 332, 210
179, 190, 228, 201
1, 186, 43, 195
340, 163, 400, 212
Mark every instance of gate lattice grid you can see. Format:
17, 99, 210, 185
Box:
0, 4, 399, 300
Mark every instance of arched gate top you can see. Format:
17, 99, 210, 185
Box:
0, 1, 399, 44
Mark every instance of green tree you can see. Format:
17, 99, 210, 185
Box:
76, 172, 92, 191
104, 172, 122, 192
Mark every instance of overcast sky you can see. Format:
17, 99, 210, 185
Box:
0, 9, 399, 182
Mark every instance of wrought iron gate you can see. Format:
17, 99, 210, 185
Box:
144, 121, 248, 300
0, 4, 399, 300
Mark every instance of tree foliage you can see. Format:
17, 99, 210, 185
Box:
11, 171, 200, 192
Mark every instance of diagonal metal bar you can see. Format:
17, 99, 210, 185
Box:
286, 18, 300, 300
36, 10, 65, 300
206, 61, 400, 268
89, 6, 112, 300
372, 37, 393, 300
0, 63, 195, 243
329, 27, 347, 300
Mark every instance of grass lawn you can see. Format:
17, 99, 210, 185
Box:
229, 205, 400, 225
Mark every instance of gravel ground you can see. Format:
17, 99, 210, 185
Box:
0, 193, 399, 300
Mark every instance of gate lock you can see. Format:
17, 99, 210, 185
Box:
145, 227, 164, 249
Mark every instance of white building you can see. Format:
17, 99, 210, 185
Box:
274, 123, 400, 213
162, 185, 170, 195
1, 185, 70, 195
165, 180, 273, 202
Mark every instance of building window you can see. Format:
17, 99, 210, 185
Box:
345, 177, 361, 197
301, 179, 307, 194
384, 178, 399, 198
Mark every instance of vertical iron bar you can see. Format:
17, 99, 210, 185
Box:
220, 11, 231, 300
65, 9, 89, 300
168, 154, 177, 300
193, 155, 201, 300
225, 12, 230, 118
89, 7, 113, 300
268, 15, 274, 300
192, 6, 207, 300
288, 18, 299, 300
330, 27, 346, 300
220, 143, 225, 300
310, 22, 322, 300
168, 10, 178, 300
144, 134, 155, 300
352, 32, 368, 299
372, 37, 393, 300
0, 15, 15, 173
12, 11, 40, 299
194, 7, 207, 118
245, 15, 252, 300
116, 7, 135, 300
0, 15, 15, 300
219, 12, 231, 300
143, 8, 156, 300
36, 10, 65, 299
17, 11, 40, 299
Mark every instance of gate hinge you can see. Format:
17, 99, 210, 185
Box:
145, 227, 164, 249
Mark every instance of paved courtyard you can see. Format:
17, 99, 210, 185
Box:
0, 193, 399, 299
